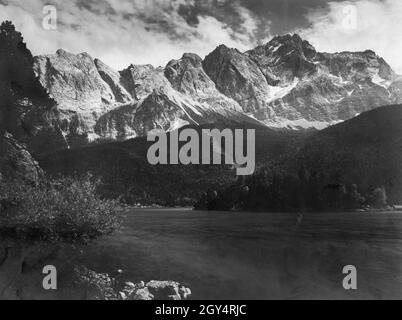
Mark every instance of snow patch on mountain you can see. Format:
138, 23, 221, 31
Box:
265, 118, 343, 130
266, 78, 299, 103
371, 72, 392, 89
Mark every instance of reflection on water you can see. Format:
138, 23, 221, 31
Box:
77, 208, 402, 299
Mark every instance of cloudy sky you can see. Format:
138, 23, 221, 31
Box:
1, 0, 401, 73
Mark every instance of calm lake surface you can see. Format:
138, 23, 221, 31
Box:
79, 208, 402, 300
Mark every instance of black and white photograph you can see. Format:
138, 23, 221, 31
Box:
0, 0, 402, 305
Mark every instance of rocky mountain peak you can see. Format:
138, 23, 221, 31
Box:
94, 58, 132, 104
181, 53, 204, 67
254, 34, 317, 61
247, 34, 318, 86
164, 52, 242, 113
21, 31, 402, 153
206, 44, 243, 62
119, 64, 170, 101
317, 48, 396, 83
268, 33, 304, 48
214, 44, 234, 53
203, 43, 270, 113
202, 34, 402, 129
165, 52, 215, 95
34, 49, 117, 109
53, 49, 95, 67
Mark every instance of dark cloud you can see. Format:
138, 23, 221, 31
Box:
178, 4, 200, 26
1, 0, 400, 74
175, 0, 358, 43
175, 0, 267, 45
241, 0, 351, 33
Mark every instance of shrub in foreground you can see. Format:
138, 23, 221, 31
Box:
0, 175, 121, 242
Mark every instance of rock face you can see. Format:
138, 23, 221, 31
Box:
32, 50, 133, 148
34, 50, 118, 113
247, 34, 318, 86
0, 133, 42, 184
32, 51, 249, 150
165, 53, 242, 113
94, 63, 207, 140
28, 33, 402, 152
203, 45, 270, 114
203, 34, 402, 129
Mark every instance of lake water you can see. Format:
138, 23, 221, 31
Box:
79, 208, 402, 300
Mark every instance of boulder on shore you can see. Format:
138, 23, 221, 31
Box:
74, 266, 192, 300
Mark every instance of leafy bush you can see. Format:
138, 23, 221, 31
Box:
0, 175, 121, 242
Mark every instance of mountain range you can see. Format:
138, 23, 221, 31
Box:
26, 33, 402, 154
1, 22, 401, 207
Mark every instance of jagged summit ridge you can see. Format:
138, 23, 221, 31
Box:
31, 49, 250, 149
27, 33, 402, 151
203, 34, 401, 129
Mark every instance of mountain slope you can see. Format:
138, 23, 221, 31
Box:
38, 122, 301, 206
297, 104, 402, 204
196, 105, 402, 211
204, 34, 402, 129
31, 51, 257, 153
24, 32, 402, 153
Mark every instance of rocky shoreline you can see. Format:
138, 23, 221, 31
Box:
0, 241, 191, 300
75, 266, 191, 301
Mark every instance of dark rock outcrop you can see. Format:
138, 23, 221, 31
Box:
0, 133, 42, 184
